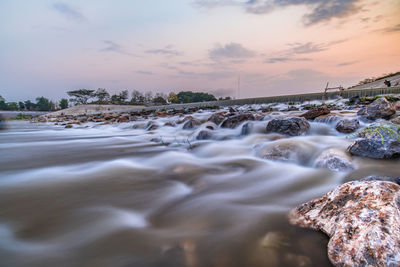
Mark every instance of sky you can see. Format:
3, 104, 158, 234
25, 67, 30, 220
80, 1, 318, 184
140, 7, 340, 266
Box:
0, 0, 399, 102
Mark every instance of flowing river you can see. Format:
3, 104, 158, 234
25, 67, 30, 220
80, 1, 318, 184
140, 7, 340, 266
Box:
1, 106, 399, 267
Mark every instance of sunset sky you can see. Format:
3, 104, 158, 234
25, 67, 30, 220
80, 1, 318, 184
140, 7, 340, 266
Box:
1, 0, 399, 102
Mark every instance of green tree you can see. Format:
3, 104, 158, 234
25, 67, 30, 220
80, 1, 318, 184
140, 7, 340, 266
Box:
176, 91, 217, 103
6, 102, 19, 111
94, 88, 110, 103
131, 90, 143, 103
0, 96, 6, 110
60, 98, 68, 109
18, 101, 25, 110
153, 96, 167, 105
24, 100, 35, 111
67, 89, 94, 105
119, 90, 129, 103
36, 97, 52, 111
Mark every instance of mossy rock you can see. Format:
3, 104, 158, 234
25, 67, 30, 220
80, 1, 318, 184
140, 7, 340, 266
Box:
349, 122, 400, 143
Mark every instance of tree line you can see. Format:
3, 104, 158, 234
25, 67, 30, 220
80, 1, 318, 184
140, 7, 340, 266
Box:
0, 88, 231, 111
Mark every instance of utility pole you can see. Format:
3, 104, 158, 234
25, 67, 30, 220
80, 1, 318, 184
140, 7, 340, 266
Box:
237, 74, 241, 99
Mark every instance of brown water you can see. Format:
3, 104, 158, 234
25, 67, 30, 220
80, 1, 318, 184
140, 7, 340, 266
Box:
1, 112, 399, 267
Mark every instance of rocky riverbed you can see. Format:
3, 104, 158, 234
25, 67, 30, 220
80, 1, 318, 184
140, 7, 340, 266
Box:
1, 94, 400, 266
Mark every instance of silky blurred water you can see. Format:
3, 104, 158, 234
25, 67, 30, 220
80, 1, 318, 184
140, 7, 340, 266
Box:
0, 115, 399, 267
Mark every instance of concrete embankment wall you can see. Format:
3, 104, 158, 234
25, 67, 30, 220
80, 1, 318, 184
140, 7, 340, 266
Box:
133, 86, 400, 113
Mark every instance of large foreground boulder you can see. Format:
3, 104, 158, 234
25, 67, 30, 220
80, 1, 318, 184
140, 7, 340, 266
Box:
266, 117, 310, 136
221, 113, 255, 129
347, 122, 400, 159
300, 105, 330, 120
289, 180, 400, 266
357, 97, 395, 120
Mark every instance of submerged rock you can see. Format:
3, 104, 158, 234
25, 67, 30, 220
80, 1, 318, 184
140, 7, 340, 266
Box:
335, 119, 360, 133
314, 148, 354, 171
300, 105, 330, 120
241, 122, 253, 135
357, 97, 395, 120
183, 119, 201, 129
266, 117, 310, 136
221, 113, 255, 129
289, 180, 400, 267
347, 122, 400, 159
196, 130, 212, 140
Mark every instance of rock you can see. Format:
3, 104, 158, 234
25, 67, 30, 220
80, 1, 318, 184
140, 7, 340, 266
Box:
300, 105, 330, 120
117, 115, 129, 123
282, 253, 312, 267
335, 119, 360, 133
196, 130, 212, 140
266, 117, 310, 136
146, 121, 159, 131
183, 119, 201, 129
314, 148, 354, 171
360, 175, 400, 185
164, 121, 176, 127
394, 101, 400, 111
221, 113, 255, 129
257, 139, 316, 164
241, 122, 253, 135
391, 115, 400, 125
289, 180, 400, 267
347, 122, 400, 159
348, 95, 361, 105
357, 97, 395, 120
65, 124, 73, 128
207, 113, 226, 126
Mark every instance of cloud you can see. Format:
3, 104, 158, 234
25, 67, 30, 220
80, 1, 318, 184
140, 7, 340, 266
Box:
287, 42, 327, 54
385, 23, 400, 32
337, 61, 358, 66
266, 57, 312, 64
209, 42, 256, 60
194, 0, 361, 25
145, 45, 182, 56
136, 71, 154, 75
100, 40, 137, 56
53, 3, 86, 22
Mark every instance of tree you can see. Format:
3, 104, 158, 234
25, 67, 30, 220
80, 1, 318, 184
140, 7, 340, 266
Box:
144, 91, 153, 103
60, 98, 68, 109
167, 92, 179, 103
36, 97, 52, 111
67, 89, 94, 105
131, 90, 143, 103
24, 100, 35, 111
176, 91, 217, 103
0, 97, 6, 110
94, 88, 110, 103
153, 96, 167, 105
6, 102, 19, 111
18, 101, 25, 110
119, 90, 129, 103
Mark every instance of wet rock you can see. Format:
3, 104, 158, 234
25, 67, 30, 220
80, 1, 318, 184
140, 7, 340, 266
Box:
347, 122, 400, 159
335, 119, 360, 133
241, 122, 253, 135
266, 117, 310, 136
391, 115, 400, 125
360, 175, 400, 185
196, 130, 212, 140
221, 113, 255, 129
282, 253, 312, 267
145, 121, 159, 131
183, 119, 201, 129
117, 115, 129, 123
207, 113, 224, 124
314, 148, 354, 171
357, 97, 395, 120
289, 180, 400, 267
300, 105, 330, 120
65, 124, 73, 128
132, 122, 146, 129
257, 139, 316, 164
348, 95, 361, 105
164, 121, 176, 127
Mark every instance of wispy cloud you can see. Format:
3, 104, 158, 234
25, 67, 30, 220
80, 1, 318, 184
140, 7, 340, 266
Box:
385, 23, 400, 32
266, 57, 312, 64
194, 0, 362, 25
287, 42, 327, 54
53, 3, 86, 22
136, 71, 155, 75
337, 61, 358, 67
209, 42, 256, 60
100, 40, 137, 56
145, 45, 182, 56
